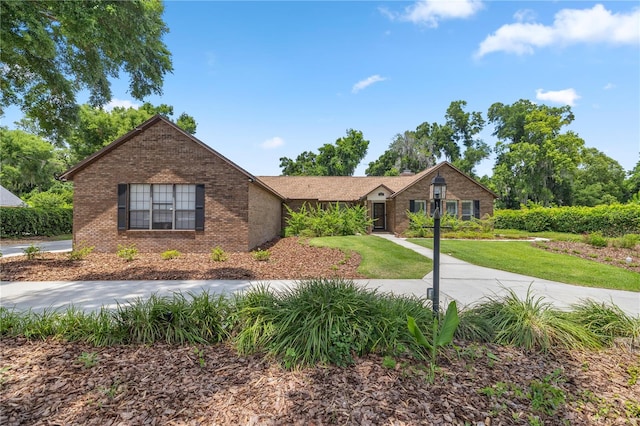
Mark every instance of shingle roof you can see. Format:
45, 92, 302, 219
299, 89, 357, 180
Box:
0, 185, 26, 207
258, 166, 435, 201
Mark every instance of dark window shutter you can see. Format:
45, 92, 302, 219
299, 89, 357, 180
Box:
117, 184, 127, 230
474, 200, 480, 219
195, 184, 205, 231
409, 200, 415, 213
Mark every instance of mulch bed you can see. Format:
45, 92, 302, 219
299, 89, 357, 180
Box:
1, 337, 638, 425
0, 237, 365, 281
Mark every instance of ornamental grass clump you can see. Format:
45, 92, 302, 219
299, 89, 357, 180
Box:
567, 299, 640, 347
233, 278, 434, 367
467, 286, 601, 352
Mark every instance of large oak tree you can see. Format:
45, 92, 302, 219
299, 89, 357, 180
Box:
1, 0, 173, 139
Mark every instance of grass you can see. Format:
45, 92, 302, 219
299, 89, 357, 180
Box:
492, 229, 583, 242
408, 239, 639, 292
309, 235, 431, 279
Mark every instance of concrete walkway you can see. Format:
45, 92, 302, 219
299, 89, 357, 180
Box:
1, 235, 638, 315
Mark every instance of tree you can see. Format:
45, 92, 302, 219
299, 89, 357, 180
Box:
488, 100, 584, 207
23, 103, 197, 164
365, 149, 400, 176
279, 129, 369, 176
1, 0, 172, 139
624, 160, 640, 202
443, 101, 491, 176
0, 128, 64, 196
572, 148, 626, 206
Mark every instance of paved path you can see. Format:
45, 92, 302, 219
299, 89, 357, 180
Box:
1, 235, 638, 315
0, 240, 72, 257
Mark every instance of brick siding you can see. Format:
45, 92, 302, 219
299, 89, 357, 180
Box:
71, 120, 275, 253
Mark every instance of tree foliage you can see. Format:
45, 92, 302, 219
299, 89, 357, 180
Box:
0, 0, 173, 139
488, 100, 584, 208
366, 100, 490, 176
60, 103, 197, 164
573, 148, 626, 207
0, 128, 64, 196
280, 129, 369, 176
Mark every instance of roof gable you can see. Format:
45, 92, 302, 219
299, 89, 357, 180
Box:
58, 115, 284, 199
0, 185, 26, 207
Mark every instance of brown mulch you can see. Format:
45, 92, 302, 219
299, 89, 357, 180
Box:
1, 337, 638, 425
533, 240, 640, 274
0, 237, 365, 281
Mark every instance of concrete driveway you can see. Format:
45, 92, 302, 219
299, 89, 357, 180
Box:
0, 235, 638, 316
0, 239, 72, 257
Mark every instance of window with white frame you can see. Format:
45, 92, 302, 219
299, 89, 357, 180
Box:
445, 200, 458, 217
410, 200, 427, 214
461, 200, 473, 221
127, 184, 198, 230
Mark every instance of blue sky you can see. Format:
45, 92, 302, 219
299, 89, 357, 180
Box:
7, 1, 640, 177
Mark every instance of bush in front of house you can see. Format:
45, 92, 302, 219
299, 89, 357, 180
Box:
494, 204, 640, 236
0, 207, 72, 238
404, 211, 487, 238
284, 202, 374, 237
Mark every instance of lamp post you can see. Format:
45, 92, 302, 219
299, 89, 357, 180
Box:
430, 173, 447, 316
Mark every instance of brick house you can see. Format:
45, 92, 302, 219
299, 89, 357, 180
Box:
61, 115, 496, 252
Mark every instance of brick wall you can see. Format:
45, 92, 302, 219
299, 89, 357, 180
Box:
71, 120, 273, 253
392, 164, 495, 235
248, 183, 282, 249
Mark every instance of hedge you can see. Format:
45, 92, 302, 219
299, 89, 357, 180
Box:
0, 207, 73, 238
493, 204, 640, 236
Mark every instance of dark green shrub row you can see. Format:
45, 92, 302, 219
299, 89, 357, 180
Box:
493, 204, 640, 236
0, 207, 73, 237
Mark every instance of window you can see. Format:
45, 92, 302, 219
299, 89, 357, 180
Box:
409, 200, 427, 214
461, 201, 473, 221
445, 200, 458, 217
118, 184, 204, 230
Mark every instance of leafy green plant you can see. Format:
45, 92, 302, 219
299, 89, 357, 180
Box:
252, 249, 271, 261
210, 246, 228, 262
284, 202, 374, 237
23, 244, 42, 259
382, 356, 397, 369
612, 233, 639, 249
583, 232, 608, 248
161, 249, 181, 260
528, 373, 566, 415
193, 347, 206, 368
407, 301, 460, 363
117, 244, 138, 261
68, 242, 94, 261
77, 351, 99, 368
627, 365, 639, 386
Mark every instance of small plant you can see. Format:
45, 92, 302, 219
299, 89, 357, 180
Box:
583, 232, 608, 248
210, 246, 228, 262
23, 244, 42, 260
528, 377, 566, 415
77, 351, 99, 368
283, 348, 297, 370
0, 366, 11, 389
193, 347, 206, 368
161, 249, 181, 260
68, 242, 94, 261
628, 365, 639, 386
252, 249, 271, 261
117, 244, 138, 261
382, 356, 397, 369
407, 301, 460, 364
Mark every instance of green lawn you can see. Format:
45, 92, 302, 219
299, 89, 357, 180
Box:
408, 239, 639, 292
309, 235, 431, 279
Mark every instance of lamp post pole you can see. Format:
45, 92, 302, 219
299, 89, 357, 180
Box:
432, 197, 441, 317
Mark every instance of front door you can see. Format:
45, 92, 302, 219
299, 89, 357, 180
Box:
373, 202, 386, 230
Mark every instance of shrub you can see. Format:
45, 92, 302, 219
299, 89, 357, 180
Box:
161, 249, 181, 260
0, 207, 72, 238
583, 232, 608, 248
68, 242, 94, 261
117, 244, 138, 261
612, 234, 639, 249
284, 202, 374, 237
23, 244, 42, 260
568, 300, 640, 346
210, 246, 228, 262
252, 249, 271, 261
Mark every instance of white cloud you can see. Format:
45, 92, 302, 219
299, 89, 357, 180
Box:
103, 98, 140, 111
476, 4, 640, 57
352, 75, 387, 94
603, 82, 616, 90
535, 88, 581, 106
261, 136, 284, 149
513, 9, 536, 23
381, 0, 483, 27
